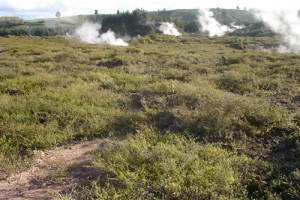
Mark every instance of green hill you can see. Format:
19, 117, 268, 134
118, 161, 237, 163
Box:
1, 8, 261, 37
212, 8, 257, 25
151, 8, 257, 25
150, 9, 199, 22
26, 8, 256, 25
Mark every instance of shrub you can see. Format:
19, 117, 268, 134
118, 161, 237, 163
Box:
98, 57, 130, 68
126, 47, 144, 54
147, 82, 291, 140
89, 130, 247, 199
0, 17, 24, 27
216, 71, 258, 95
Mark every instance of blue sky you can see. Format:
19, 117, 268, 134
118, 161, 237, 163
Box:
0, 0, 299, 19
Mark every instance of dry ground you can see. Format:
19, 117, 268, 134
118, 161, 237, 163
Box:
0, 139, 103, 200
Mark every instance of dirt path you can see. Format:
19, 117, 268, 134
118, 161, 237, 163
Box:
0, 139, 104, 200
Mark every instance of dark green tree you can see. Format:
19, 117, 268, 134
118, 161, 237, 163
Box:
101, 9, 153, 36
55, 11, 61, 18
184, 21, 199, 33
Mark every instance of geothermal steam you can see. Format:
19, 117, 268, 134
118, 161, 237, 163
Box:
255, 10, 300, 53
198, 8, 233, 36
158, 22, 182, 36
198, 9, 243, 37
74, 22, 128, 46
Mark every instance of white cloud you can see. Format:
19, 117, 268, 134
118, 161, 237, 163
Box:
1, 0, 65, 11
0, 0, 299, 19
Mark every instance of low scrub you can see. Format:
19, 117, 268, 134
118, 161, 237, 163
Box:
88, 130, 248, 199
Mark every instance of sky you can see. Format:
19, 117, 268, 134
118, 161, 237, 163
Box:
0, 0, 299, 19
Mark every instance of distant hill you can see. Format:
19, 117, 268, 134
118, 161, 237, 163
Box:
150, 9, 199, 22
0, 8, 263, 37
151, 8, 257, 25
211, 8, 257, 25
24, 8, 257, 28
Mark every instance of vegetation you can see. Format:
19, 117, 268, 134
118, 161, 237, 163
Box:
89, 130, 248, 199
101, 9, 154, 36
0, 17, 24, 27
0, 8, 264, 37
0, 34, 299, 199
151, 8, 257, 27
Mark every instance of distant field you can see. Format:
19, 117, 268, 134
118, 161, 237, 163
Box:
0, 35, 299, 199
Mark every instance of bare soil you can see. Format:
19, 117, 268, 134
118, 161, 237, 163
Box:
0, 139, 104, 200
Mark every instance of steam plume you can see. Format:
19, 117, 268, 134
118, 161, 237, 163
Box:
74, 22, 128, 46
198, 8, 233, 36
255, 10, 300, 53
230, 22, 244, 30
158, 22, 182, 36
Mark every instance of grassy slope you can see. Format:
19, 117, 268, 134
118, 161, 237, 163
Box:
151, 8, 257, 24
24, 8, 257, 25
150, 9, 199, 22
0, 35, 299, 198
25, 14, 106, 25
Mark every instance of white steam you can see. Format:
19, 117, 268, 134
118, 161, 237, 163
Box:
230, 22, 245, 30
255, 10, 300, 53
74, 22, 128, 46
198, 8, 233, 37
158, 22, 182, 36
75, 23, 101, 44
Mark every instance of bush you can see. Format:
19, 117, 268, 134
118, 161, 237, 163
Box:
125, 47, 144, 54
89, 130, 247, 199
142, 81, 291, 140
0, 17, 23, 27
216, 71, 258, 95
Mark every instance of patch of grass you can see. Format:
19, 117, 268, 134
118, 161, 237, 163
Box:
88, 130, 248, 199
216, 71, 259, 95
125, 47, 144, 54
0, 35, 298, 198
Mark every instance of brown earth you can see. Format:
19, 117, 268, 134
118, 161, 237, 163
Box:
0, 139, 104, 200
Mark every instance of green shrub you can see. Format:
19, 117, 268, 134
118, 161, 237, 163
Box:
98, 57, 131, 68
100, 73, 151, 92
137, 36, 154, 44
216, 71, 258, 95
89, 130, 247, 199
145, 82, 291, 139
0, 17, 24, 27
126, 47, 144, 54
190, 97, 287, 138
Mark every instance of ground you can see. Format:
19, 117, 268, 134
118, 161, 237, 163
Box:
0, 139, 103, 200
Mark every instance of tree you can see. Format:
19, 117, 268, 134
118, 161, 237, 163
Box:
55, 11, 61, 18
236, 6, 240, 10
0, 17, 23, 27
95, 10, 98, 14
101, 8, 153, 36
221, 9, 227, 18
184, 21, 199, 33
